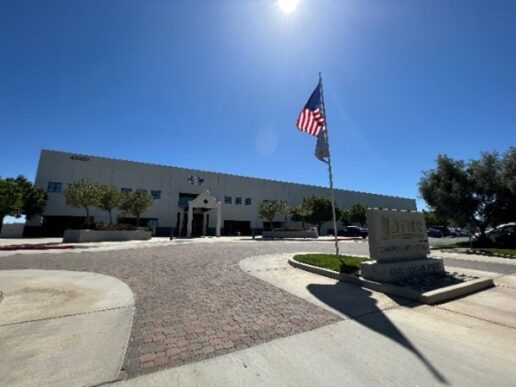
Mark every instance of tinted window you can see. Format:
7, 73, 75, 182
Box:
47, 181, 62, 193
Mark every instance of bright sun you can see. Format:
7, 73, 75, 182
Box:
278, 0, 300, 13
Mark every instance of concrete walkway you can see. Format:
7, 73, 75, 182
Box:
0, 237, 255, 257
0, 236, 367, 257
0, 270, 135, 387
111, 253, 516, 386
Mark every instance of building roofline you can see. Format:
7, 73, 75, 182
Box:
40, 148, 415, 203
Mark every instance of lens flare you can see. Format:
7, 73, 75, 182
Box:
278, 0, 300, 13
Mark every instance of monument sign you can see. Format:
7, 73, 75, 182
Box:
361, 209, 445, 283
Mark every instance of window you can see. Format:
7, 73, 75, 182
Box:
178, 193, 198, 209
47, 181, 62, 193
224, 196, 232, 204
235, 197, 242, 205
151, 190, 161, 200
121, 187, 132, 194
245, 198, 252, 206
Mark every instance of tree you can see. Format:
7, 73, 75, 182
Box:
502, 147, 516, 195
0, 176, 47, 233
258, 200, 278, 230
291, 199, 313, 229
63, 179, 101, 226
276, 200, 290, 228
419, 149, 516, 238
468, 151, 504, 231
500, 147, 516, 223
348, 203, 367, 227
98, 185, 123, 224
422, 210, 449, 227
119, 189, 153, 226
340, 208, 352, 226
420, 155, 476, 229
470, 149, 516, 226
0, 178, 23, 233
8, 176, 47, 220
304, 195, 340, 233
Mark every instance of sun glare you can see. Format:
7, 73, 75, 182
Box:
278, 0, 300, 13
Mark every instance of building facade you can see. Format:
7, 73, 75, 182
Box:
25, 150, 417, 236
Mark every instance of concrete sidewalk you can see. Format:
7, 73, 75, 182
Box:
0, 270, 135, 387
0, 237, 236, 257
111, 253, 516, 386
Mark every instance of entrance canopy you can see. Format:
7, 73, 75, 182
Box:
179, 190, 222, 237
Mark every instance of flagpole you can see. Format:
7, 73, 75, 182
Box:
319, 72, 340, 256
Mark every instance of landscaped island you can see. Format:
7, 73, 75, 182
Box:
293, 253, 368, 274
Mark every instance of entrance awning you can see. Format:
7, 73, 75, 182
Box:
178, 190, 222, 237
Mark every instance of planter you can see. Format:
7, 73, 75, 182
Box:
0, 223, 24, 238
262, 229, 318, 239
63, 229, 152, 243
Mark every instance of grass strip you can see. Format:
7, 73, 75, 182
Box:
293, 253, 368, 274
431, 241, 471, 250
468, 248, 516, 258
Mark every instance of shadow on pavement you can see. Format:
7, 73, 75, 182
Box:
307, 282, 449, 385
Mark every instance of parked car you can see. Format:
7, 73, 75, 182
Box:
427, 228, 443, 238
449, 227, 470, 237
485, 223, 516, 245
429, 226, 451, 237
339, 226, 368, 239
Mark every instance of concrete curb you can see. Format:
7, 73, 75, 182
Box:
288, 257, 495, 305
467, 250, 515, 259
434, 248, 515, 259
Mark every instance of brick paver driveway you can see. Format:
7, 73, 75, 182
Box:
0, 241, 341, 379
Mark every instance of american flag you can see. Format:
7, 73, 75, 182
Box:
296, 81, 325, 136
187, 175, 204, 185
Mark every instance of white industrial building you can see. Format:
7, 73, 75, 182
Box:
25, 149, 417, 237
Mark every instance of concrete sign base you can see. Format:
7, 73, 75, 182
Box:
360, 258, 445, 283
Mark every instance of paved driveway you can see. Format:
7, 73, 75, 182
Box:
0, 241, 342, 379
1, 239, 515, 382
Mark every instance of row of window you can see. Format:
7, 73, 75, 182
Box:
47, 182, 161, 199
121, 188, 161, 199
48, 182, 253, 206
224, 196, 252, 206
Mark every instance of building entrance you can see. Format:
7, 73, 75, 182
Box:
176, 190, 222, 237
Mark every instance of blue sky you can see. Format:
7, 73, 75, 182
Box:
1, 0, 515, 222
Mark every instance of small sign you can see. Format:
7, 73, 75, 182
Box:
187, 175, 204, 185
367, 209, 429, 262
70, 155, 90, 161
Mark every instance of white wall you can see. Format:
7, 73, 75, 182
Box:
27, 149, 417, 232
